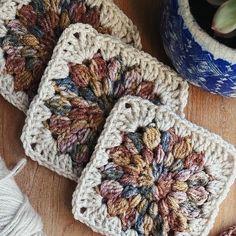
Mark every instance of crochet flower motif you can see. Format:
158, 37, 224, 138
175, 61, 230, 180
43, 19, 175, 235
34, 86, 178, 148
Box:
1, 0, 110, 100
97, 126, 212, 235
45, 52, 160, 175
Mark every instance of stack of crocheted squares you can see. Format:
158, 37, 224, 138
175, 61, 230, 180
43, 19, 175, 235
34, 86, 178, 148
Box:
21, 24, 188, 180
0, 1, 235, 236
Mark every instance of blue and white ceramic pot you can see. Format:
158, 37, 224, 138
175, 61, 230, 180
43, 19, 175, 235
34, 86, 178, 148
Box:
161, 0, 236, 97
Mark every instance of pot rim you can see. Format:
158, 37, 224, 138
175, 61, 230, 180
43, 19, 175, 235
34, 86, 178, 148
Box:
178, 0, 236, 64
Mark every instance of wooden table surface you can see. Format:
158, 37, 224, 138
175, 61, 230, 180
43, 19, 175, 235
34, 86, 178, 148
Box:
0, 1, 236, 235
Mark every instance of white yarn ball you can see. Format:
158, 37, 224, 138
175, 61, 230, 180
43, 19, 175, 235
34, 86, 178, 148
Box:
0, 158, 46, 236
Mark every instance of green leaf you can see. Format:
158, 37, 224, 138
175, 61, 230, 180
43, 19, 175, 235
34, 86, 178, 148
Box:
212, 0, 236, 34
207, 0, 227, 6
215, 29, 236, 38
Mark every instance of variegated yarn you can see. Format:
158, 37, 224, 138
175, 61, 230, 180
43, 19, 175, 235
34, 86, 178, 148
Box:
72, 96, 236, 236
21, 24, 189, 182
0, 0, 141, 112
0, 157, 45, 236
1, 0, 111, 100
96, 127, 210, 235
45, 51, 160, 176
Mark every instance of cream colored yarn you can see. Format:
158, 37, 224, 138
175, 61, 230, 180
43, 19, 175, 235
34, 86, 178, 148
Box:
0, 158, 45, 236
21, 23, 189, 182
0, 0, 141, 112
72, 96, 236, 236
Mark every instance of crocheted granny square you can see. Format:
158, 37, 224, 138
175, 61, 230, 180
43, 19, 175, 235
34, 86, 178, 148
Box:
72, 96, 236, 236
0, 0, 141, 112
21, 23, 188, 181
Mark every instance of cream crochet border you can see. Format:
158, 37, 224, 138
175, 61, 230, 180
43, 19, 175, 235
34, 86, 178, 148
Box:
21, 23, 189, 181
0, 0, 142, 112
72, 96, 236, 236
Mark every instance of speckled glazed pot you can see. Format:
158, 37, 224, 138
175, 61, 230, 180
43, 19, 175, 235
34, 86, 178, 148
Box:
161, 0, 236, 97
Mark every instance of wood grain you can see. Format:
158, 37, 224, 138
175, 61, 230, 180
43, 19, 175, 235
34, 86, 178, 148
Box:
0, 1, 235, 235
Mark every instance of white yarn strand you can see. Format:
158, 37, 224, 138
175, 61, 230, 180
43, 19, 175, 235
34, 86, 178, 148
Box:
0, 158, 45, 236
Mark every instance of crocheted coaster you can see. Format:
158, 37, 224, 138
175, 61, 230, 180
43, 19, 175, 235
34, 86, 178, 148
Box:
21, 23, 188, 181
72, 96, 236, 236
0, 0, 141, 112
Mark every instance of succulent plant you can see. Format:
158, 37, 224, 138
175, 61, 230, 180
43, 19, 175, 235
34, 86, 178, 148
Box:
207, 0, 236, 37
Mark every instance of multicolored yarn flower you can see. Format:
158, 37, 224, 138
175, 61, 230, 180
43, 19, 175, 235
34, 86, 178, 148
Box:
1, 0, 110, 100
45, 52, 160, 174
97, 126, 211, 235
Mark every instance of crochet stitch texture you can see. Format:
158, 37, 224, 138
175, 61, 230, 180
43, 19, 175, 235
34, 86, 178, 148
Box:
21, 24, 189, 181
97, 128, 208, 235
0, 0, 141, 112
45, 51, 162, 175
72, 96, 236, 236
